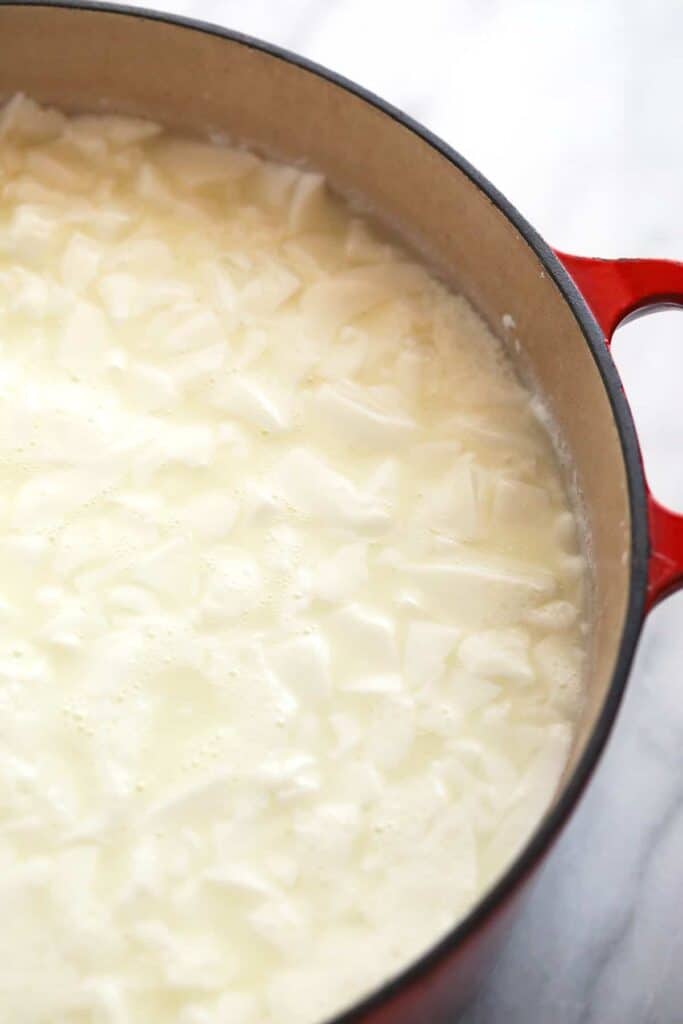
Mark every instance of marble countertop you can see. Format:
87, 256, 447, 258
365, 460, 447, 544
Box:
97, 2, 683, 1020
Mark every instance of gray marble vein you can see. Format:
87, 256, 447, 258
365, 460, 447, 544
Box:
90, 2, 683, 1020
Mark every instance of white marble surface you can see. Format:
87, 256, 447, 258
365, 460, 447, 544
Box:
96, 2, 683, 1020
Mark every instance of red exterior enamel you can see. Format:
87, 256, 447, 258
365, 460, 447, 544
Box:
556, 252, 683, 609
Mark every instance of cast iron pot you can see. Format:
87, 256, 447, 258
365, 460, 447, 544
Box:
1, 3, 682, 1021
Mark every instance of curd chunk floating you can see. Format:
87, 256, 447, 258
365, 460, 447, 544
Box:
0, 94, 588, 1024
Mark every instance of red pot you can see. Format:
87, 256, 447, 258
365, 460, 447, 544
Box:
1, 4, 681, 1021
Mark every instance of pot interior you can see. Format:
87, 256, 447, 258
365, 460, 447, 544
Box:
0, 2, 635, 818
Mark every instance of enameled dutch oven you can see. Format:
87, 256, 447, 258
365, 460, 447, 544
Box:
1, 4, 682, 1022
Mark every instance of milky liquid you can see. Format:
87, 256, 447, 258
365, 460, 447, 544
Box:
0, 95, 587, 1024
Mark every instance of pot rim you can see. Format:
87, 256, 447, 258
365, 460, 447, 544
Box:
4, 3, 651, 1020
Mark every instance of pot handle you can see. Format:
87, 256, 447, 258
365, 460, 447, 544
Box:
556, 252, 683, 610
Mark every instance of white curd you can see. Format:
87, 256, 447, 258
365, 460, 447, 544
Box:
0, 95, 587, 1024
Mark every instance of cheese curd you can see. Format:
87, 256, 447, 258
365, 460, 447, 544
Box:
0, 94, 587, 1024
